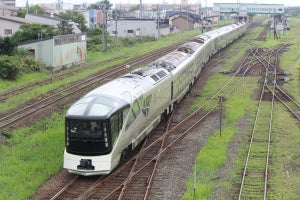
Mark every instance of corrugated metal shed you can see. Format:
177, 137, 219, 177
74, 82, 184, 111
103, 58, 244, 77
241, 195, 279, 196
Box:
18, 33, 87, 68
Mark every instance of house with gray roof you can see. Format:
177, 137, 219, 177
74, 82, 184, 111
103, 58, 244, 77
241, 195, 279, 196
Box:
25, 13, 82, 33
0, 15, 32, 37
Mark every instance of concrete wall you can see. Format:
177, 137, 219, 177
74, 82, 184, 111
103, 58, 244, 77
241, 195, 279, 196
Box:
19, 34, 87, 68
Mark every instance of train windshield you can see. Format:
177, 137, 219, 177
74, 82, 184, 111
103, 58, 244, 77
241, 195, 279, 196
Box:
65, 119, 111, 156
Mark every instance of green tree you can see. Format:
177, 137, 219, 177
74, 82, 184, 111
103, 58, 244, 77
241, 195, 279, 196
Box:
0, 37, 16, 55
12, 23, 57, 44
58, 10, 88, 32
89, 0, 113, 10
57, 20, 73, 35
17, 5, 45, 18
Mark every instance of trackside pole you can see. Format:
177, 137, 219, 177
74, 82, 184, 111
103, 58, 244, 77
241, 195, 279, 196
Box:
218, 96, 226, 137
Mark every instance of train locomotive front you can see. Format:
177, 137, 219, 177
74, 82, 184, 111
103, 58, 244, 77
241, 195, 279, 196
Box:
64, 93, 130, 175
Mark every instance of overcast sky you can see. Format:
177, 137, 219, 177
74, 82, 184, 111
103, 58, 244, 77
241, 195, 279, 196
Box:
16, 0, 300, 8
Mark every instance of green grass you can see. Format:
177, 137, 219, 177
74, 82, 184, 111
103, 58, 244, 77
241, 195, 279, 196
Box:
183, 76, 257, 200
0, 112, 65, 199
267, 105, 300, 199
183, 17, 300, 199
0, 72, 48, 94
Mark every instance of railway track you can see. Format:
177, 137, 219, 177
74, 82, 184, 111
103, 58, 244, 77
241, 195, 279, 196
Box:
267, 84, 300, 121
0, 56, 127, 104
48, 38, 270, 200
0, 42, 185, 131
237, 44, 287, 199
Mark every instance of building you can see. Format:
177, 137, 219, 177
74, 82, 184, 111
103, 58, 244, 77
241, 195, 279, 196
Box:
213, 3, 284, 15
0, 15, 31, 37
203, 15, 219, 27
25, 13, 82, 33
18, 33, 87, 68
168, 12, 201, 30
107, 19, 160, 38
0, 0, 15, 6
0, 5, 18, 16
89, 9, 103, 28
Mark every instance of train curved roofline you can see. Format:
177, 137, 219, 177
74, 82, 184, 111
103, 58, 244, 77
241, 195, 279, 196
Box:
66, 93, 129, 119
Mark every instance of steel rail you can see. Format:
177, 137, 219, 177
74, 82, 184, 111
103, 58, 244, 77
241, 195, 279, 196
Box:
49, 176, 79, 200
271, 85, 300, 121
238, 44, 284, 199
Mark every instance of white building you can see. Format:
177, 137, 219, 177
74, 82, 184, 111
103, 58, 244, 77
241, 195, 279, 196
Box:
107, 19, 159, 38
0, 15, 31, 37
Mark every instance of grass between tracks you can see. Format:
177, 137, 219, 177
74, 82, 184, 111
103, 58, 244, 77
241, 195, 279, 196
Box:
183, 17, 300, 199
0, 28, 205, 199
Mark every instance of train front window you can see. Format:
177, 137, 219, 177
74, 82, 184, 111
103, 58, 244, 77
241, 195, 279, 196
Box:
65, 119, 111, 156
88, 96, 120, 116
67, 97, 93, 116
67, 96, 120, 117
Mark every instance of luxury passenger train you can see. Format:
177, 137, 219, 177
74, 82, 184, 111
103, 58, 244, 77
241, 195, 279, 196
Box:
63, 22, 247, 175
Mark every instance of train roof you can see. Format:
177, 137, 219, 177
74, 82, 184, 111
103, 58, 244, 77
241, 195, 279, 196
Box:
66, 23, 245, 119
66, 66, 170, 118
195, 23, 244, 41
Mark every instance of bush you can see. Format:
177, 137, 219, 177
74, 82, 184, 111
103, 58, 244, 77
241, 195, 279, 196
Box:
0, 55, 20, 80
0, 55, 43, 80
19, 57, 43, 72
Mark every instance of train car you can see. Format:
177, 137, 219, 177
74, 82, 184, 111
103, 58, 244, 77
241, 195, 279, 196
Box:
63, 22, 246, 176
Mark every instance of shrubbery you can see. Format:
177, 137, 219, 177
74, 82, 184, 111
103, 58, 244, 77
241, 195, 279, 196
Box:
0, 55, 44, 80
0, 56, 19, 80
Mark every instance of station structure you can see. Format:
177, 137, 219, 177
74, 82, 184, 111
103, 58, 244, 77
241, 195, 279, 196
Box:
213, 3, 288, 37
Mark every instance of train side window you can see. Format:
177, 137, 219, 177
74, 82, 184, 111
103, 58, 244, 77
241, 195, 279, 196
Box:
132, 99, 141, 117
125, 99, 141, 130
142, 95, 152, 116
123, 107, 130, 124
110, 113, 120, 145
126, 110, 135, 129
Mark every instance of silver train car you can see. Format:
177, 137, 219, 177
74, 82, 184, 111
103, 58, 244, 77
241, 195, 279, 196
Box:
63, 23, 246, 175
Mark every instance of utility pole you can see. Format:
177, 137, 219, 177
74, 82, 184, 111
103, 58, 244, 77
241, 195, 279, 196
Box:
26, 0, 29, 14
156, 5, 160, 38
139, 0, 143, 18
218, 96, 225, 137
101, 3, 108, 51
114, 11, 119, 46
102, 9, 107, 51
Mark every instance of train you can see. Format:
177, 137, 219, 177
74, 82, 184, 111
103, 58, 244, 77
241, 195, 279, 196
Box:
63, 22, 247, 176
